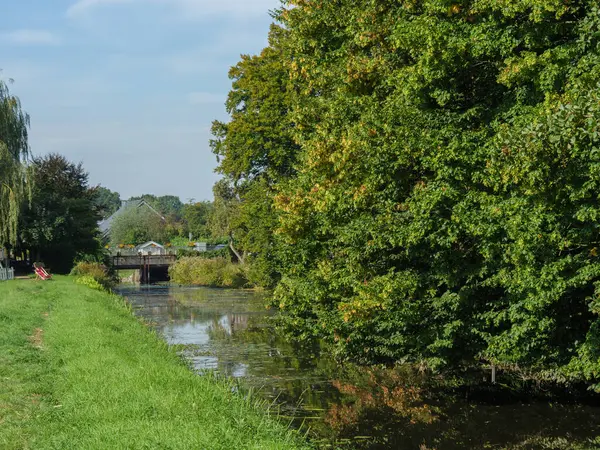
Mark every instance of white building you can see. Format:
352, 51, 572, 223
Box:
136, 241, 166, 255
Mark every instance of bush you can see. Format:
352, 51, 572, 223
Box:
74, 275, 106, 291
70, 262, 117, 291
176, 247, 230, 259
169, 257, 248, 288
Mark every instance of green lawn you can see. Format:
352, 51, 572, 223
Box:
0, 277, 308, 449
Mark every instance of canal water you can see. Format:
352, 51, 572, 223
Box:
116, 285, 600, 449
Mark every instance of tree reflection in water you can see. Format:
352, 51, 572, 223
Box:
119, 285, 600, 449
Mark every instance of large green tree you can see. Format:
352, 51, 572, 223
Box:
109, 205, 166, 246
210, 25, 300, 286
272, 0, 600, 380
183, 200, 213, 240
0, 79, 30, 249
19, 154, 100, 273
214, 0, 600, 385
208, 179, 244, 262
127, 194, 186, 241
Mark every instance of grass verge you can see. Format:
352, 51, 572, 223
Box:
0, 277, 308, 449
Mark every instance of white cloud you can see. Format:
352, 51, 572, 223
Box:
2, 30, 61, 46
174, 0, 279, 17
67, 0, 279, 19
188, 92, 225, 105
66, 0, 136, 18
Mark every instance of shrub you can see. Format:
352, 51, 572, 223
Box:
176, 247, 230, 259
169, 257, 249, 288
70, 262, 117, 291
74, 275, 105, 291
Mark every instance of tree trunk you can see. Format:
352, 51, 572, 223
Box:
228, 238, 245, 264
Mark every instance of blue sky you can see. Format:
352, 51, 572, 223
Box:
1, 0, 280, 201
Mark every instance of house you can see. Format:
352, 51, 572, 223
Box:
98, 200, 165, 240
136, 241, 166, 255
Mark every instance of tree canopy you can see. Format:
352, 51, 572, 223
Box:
19, 154, 100, 273
109, 204, 167, 246
183, 201, 213, 240
212, 1, 600, 386
94, 186, 121, 219
210, 25, 300, 284
129, 194, 184, 220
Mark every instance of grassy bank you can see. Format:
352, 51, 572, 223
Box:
0, 277, 307, 449
169, 257, 249, 288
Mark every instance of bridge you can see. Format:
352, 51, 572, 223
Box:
111, 255, 177, 283
111, 255, 176, 269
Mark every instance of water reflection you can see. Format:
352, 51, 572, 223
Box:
117, 285, 600, 449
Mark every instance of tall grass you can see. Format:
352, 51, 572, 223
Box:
169, 257, 249, 288
0, 277, 308, 449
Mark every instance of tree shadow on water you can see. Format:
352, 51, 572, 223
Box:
317, 370, 600, 449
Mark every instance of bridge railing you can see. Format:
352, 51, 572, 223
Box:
107, 245, 227, 257
109, 249, 176, 257
111, 255, 177, 268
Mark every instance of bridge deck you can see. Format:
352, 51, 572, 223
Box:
111, 255, 177, 270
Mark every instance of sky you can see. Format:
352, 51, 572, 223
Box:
0, 0, 281, 202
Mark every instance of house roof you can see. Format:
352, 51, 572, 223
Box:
98, 200, 165, 236
137, 241, 164, 249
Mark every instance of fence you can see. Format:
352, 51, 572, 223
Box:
111, 255, 177, 269
0, 267, 15, 281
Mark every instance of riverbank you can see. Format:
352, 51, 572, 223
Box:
119, 284, 600, 449
0, 277, 307, 449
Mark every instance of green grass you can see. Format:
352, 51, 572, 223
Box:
0, 277, 309, 449
116, 269, 137, 282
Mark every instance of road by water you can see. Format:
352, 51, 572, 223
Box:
117, 285, 600, 449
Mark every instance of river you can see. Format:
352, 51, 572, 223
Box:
116, 284, 600, 449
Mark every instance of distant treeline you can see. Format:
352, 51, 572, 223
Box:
210, 1, 600, 386
2, 149, 212, 273
99, 190, 215, 246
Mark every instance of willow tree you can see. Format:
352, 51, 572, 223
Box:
0, 78, 30, 248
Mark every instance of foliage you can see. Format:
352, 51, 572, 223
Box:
121, 194, 215, 243
208, 179, 244, 261
93, 186, 120, 219
74, 275, 106, 292
19, 154, 101, 273
169, 257, 249, 288
211, 0, 600, 385
168, 236, 191, 247
70, 261, 116, 290
129, 194, 184, 220
109, 202, 166, 245
210, 25, 299, 182
182, 201, 213, 240
0, 79, 31, 247
176, 247, 230, 259
209, 26, 300, 285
